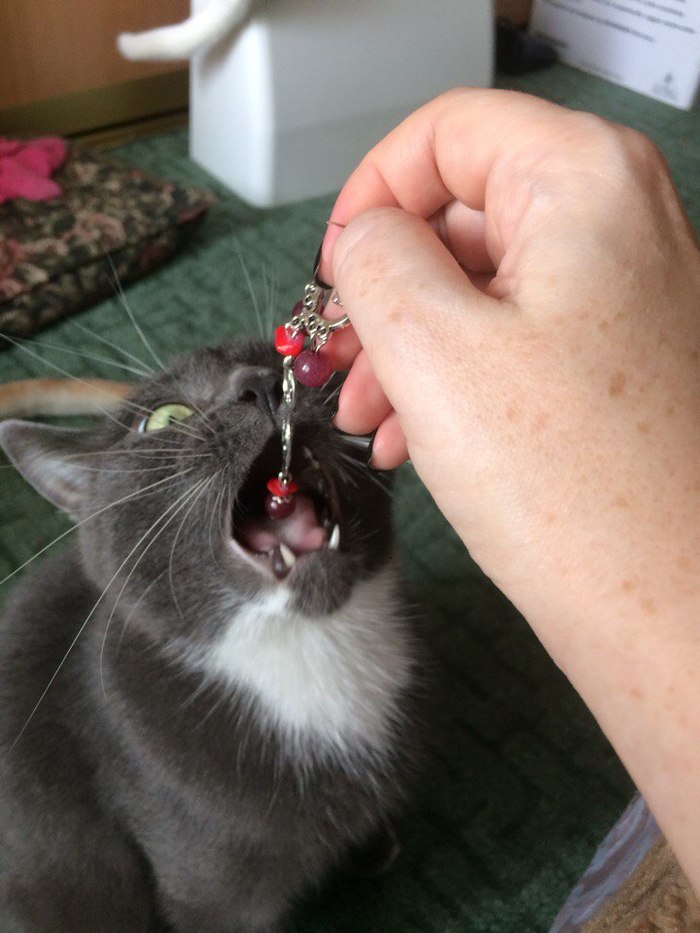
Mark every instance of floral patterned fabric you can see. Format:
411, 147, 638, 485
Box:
0, 145, 217, 343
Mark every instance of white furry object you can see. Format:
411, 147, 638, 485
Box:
117, 0, 257, 61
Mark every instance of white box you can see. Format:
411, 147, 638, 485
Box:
190, 0, 494, 207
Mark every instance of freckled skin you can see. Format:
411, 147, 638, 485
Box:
608, 371, 627, 397
323, 90, 700, 892
640, 597, 658, 616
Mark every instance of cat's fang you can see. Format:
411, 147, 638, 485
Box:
279, 542, 296, 569
269, 545, 292, 580
328, 524, 340, 551
302, 446, 321, 471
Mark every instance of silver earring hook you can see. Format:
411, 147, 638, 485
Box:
312, 248, 349, 332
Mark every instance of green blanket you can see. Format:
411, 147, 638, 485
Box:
1, 65, 697, 932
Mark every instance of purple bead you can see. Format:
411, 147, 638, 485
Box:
264, 493, 296, 521
293, 350, 332, 387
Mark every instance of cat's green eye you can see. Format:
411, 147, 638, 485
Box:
139, 404, 194, 433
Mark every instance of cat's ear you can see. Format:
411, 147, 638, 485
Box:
0, 420, 99, 519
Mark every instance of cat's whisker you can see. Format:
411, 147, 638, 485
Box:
196, 686, 229, 732
116, 405, 207, 443
126, 416, 208, 447
137, 375, 217, 439
167, 473, 219, 625
124, 473, 229, 660
107, 261, 217, 436
323, 381, 343, 408
14, 335, 151, 379
178, 673, 215, 714
71, 466, 197, 522
139, 417, 206, 443
1, 349, 207, 444
0, 331, 148, 433
115, 566, 169, 655
261, 266, 271, 334
235, 720, 252, 781
99, 476, 214, 696
207, 465, 230, 570
171, 384, 218, 437
168, 470, 221, 621
0, 469, 195, 589
332, 458, 360, 490
260, 265, 278, 338
200, 463, 231, 569
264, 755, 283, 819
266, 274, 277, 336
334, 453, 386, 499
62, 447, 209, 460
106, 394, 207, 442
67, 318, 156, 375
63, 462, 208, 474
12, 469, 203, 748
234, 243, 264, 339
167, 418, 208, 442
336, 451, 394, 500
108, 257, 166, 373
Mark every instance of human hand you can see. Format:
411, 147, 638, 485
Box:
319, 89, 700, 886
319, 88, 698, 615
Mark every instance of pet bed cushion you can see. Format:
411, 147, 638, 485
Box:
0, 145, 217, 342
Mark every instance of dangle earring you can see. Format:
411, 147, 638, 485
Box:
264, 257, 349, 521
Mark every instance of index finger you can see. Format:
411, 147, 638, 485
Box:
318, 88, 586, 282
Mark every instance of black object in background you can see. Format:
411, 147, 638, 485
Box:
496, 21, 558, 75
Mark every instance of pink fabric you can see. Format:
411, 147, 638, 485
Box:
0, 137, 68, 204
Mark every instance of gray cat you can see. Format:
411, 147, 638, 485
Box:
0, 340, 420, 933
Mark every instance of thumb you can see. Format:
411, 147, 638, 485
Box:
333, 207, 496, 469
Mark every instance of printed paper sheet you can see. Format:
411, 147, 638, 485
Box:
530, 0, 700, 109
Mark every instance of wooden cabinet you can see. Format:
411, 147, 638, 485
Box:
0, 0, 190, 136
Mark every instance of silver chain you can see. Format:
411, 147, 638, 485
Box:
278, 355, 296, 487
275, 275, 347, 492
289, 283, 346, 351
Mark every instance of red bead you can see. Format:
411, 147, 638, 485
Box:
266, 476, 298, 497
274, 325, 304, 357
294, 350, 333, 387
264, 493, 296, 520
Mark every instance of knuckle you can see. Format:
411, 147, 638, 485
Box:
567, 114, 667, 183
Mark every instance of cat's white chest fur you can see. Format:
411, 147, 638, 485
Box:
192, 567, 412, 752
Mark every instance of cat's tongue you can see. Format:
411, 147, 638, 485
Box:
238, 494, 325, 556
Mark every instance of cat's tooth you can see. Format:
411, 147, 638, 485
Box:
279, 542, 297, 569
303, 445, 321, 471
328, 524, 340, 550
269, 546, 287, 579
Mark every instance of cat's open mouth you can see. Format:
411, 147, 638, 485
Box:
229, 435, 340, 581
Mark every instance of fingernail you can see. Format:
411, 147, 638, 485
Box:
319, 220, 345, 284
312, 242, 331, 290
332, 427, 375, 466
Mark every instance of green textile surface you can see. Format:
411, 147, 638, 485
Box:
0, 65, 697, 932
